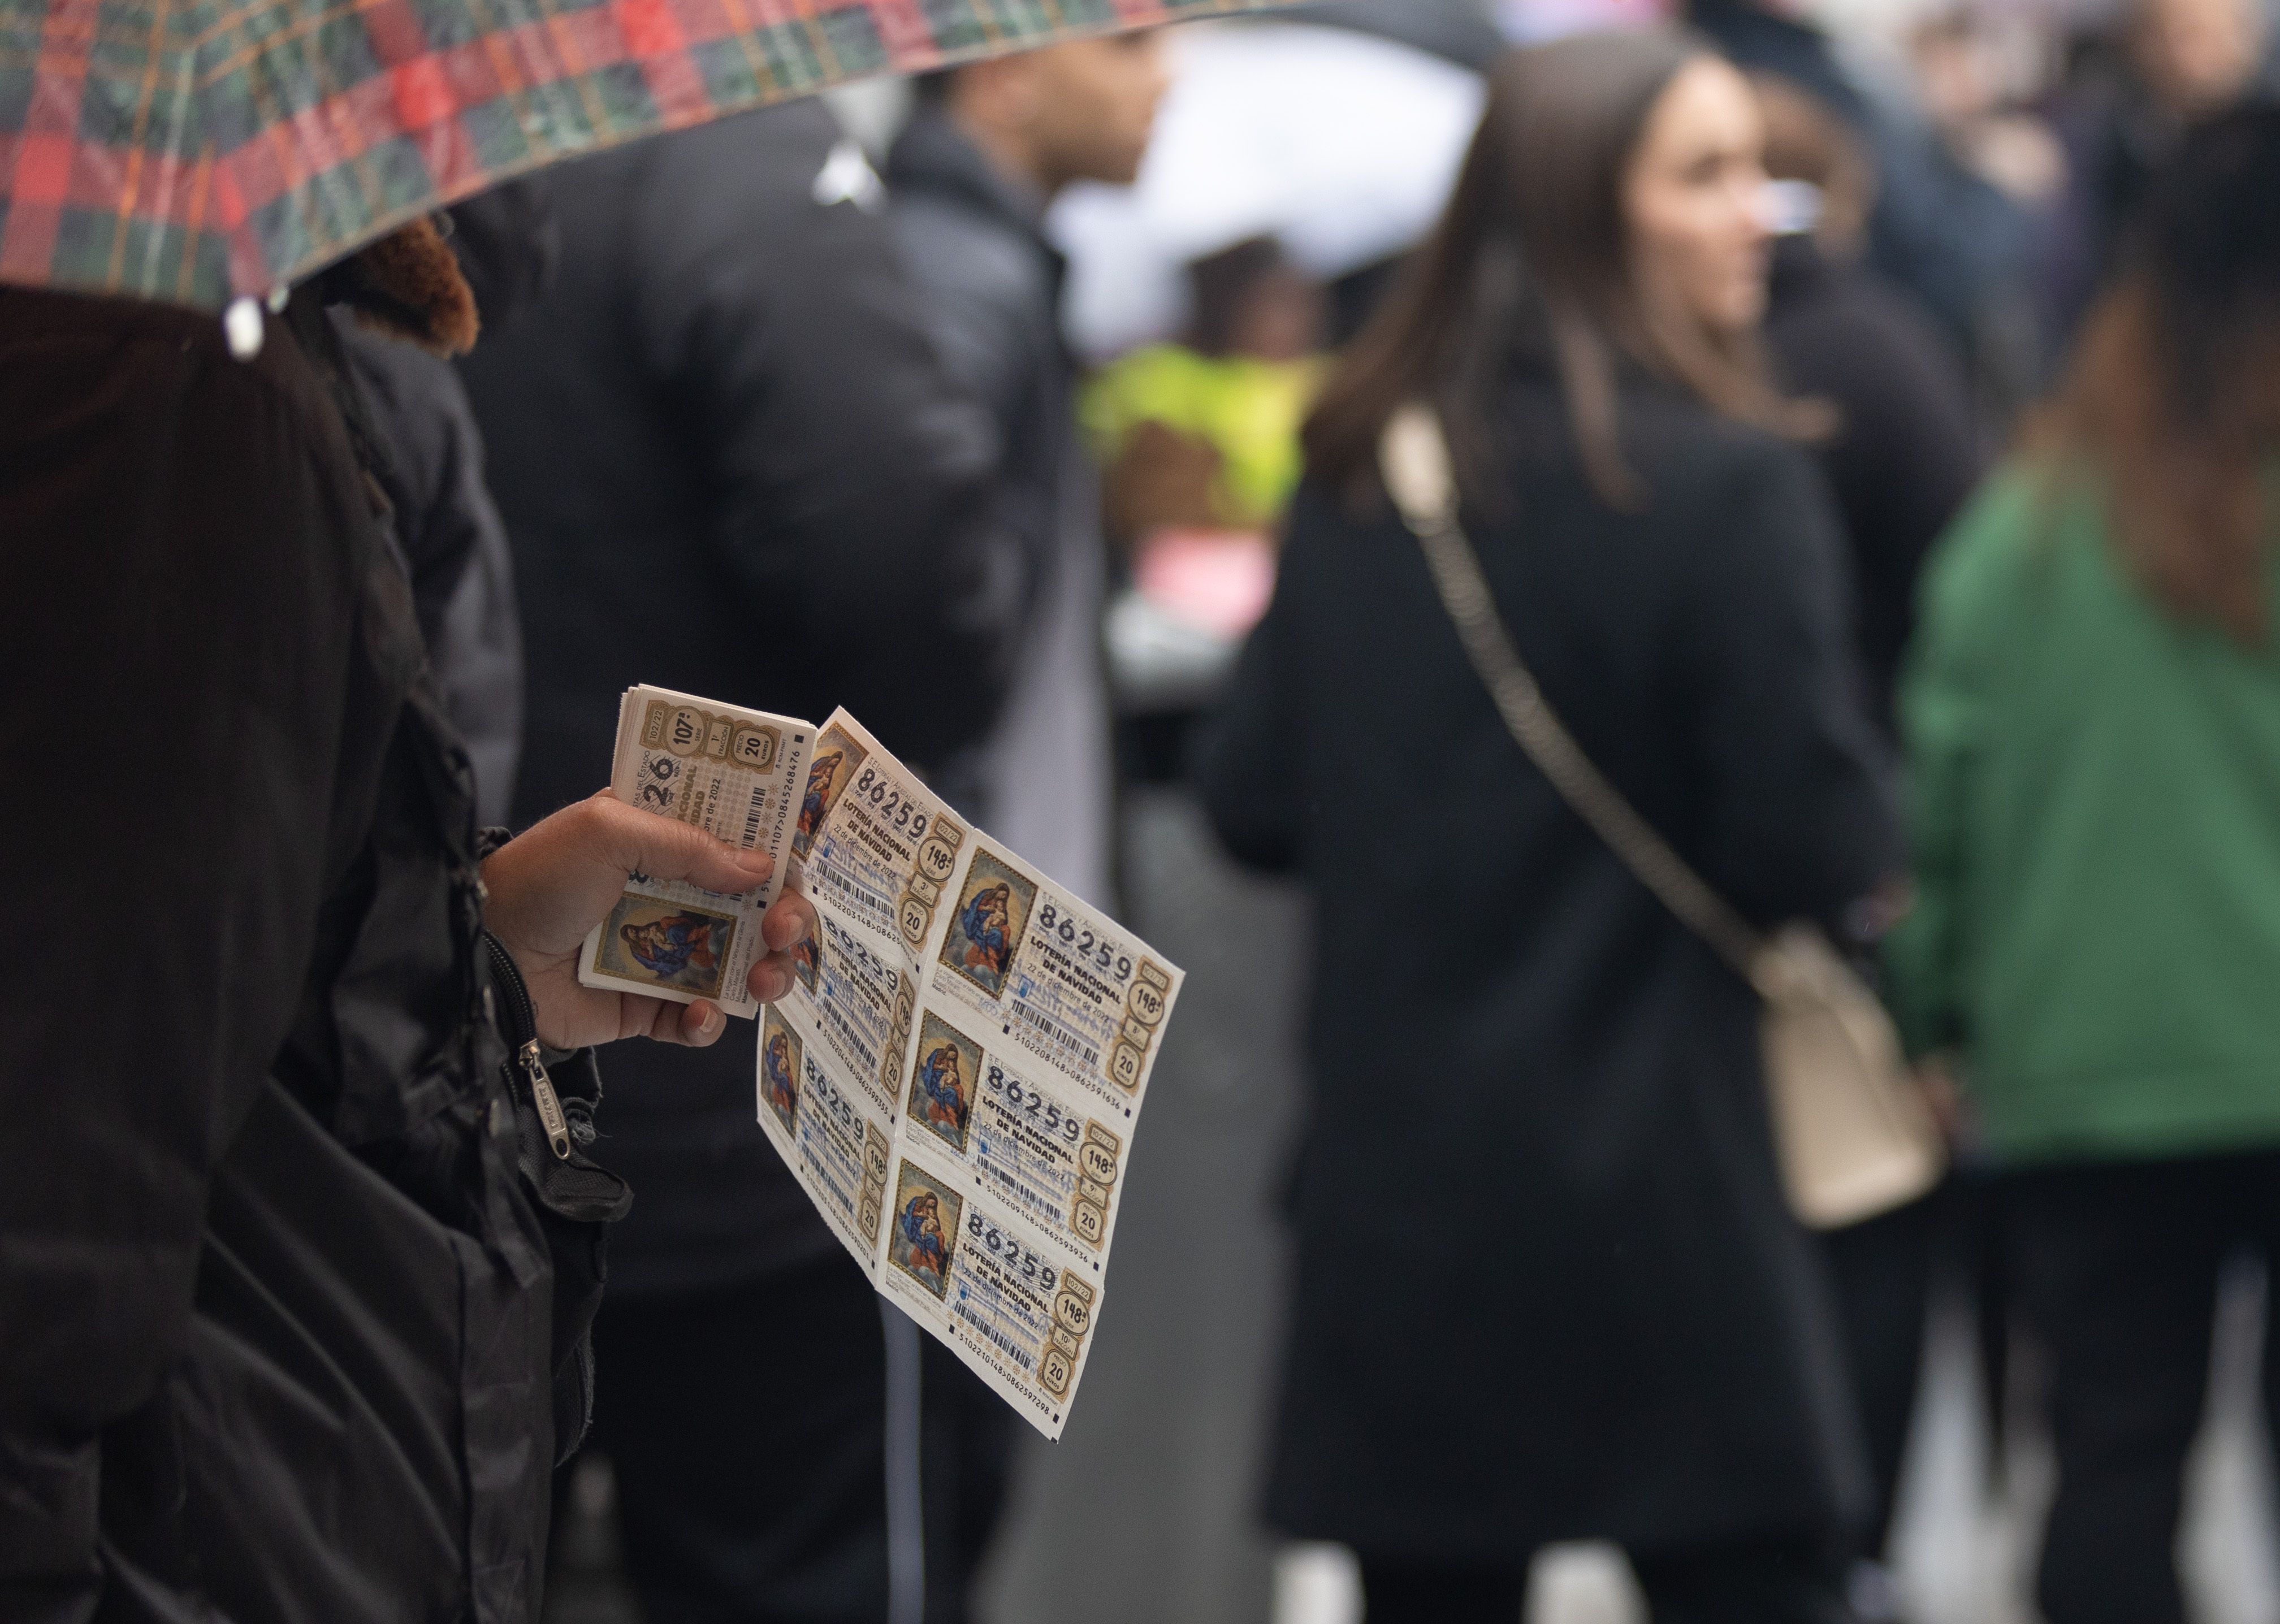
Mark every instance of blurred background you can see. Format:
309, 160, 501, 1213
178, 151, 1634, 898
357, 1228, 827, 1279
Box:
525, 0, 2280, 1618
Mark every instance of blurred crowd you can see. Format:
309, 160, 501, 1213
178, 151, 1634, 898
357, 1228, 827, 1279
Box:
7, 0, 2280, 1621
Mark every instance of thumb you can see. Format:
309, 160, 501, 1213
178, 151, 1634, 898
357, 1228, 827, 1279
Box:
583, 791, 774, 895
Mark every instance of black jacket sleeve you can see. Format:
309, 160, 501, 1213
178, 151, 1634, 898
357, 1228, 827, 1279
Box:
630, 105, 1027, 768
0, 295, 360, 1619
1678, 439, 1903, 928
885, 189, 1061, 643
1767, 270, 1984, 724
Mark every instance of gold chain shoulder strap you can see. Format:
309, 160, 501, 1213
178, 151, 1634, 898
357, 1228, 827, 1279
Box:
1378, 405, 1773, 991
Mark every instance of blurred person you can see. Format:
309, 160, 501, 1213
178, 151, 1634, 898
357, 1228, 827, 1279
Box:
1690, 0, 2038, 372
457, 101, 1029, 1623
2038, 0, 2276, 350
1198, 30, 1900, 1624
1754, 75, 1989, 1617
1757, 80, 1984, 759
1888, 103, 2280, 1624
1908, 11, 2069, 213
1, 229, 815, 1622
1086, 236, 1329, 544
889, 29, 1172, 910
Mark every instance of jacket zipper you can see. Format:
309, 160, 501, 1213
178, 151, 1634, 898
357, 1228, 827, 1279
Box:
483, 932, 572, 1161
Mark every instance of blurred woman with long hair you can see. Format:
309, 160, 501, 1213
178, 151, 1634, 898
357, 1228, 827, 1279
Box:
1888, 105, 2280, 1624
1199, 29, 1898, 1623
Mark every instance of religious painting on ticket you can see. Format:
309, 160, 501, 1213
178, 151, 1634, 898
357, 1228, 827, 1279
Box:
887, 1160, 963, 1301
789, 927, 823, 995
790, 724, 867, 860
592, 897, 738, 999
938, 850, 1038, 1000
760, 1008, 802, 1134
906, 1011, 982, 1155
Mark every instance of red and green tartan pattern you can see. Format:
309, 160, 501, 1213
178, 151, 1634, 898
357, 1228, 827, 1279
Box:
0, 0, 1292, 309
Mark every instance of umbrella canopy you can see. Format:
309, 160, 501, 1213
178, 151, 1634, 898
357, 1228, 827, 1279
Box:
0, 0, 1293, 310
1052, 19, 1483, 358
1288, 0, 1504, 69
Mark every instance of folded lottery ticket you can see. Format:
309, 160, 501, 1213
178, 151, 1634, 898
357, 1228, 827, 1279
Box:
576, 686, 812, 1020
598, 694, 1183, 1439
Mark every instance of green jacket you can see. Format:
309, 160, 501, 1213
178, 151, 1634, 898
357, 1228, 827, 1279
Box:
1886, 463, 2280, 1165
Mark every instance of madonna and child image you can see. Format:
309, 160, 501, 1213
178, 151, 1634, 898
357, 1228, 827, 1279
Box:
791, 724, 867, 860
593, 896, 739, 997
939, 851, 1038, 999
888, 1161, 963, 1300
761, 1008, 802, 1134
907, 1011, 983, 1154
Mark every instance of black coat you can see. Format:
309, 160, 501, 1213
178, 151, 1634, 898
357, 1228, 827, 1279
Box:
1, 289, 560, 1620
460, 102, 1028, 1292
1764, 236, 1984, 730
1196, 371, 1901, 1560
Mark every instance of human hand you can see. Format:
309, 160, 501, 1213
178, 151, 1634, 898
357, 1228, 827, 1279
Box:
481, 791, 819, 1050
1915, 1053, 1968, 1146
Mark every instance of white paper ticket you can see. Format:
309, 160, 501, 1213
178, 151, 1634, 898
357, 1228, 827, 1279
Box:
914, 830, 1183, 1115
778, 828, 1180, 1434
783, 909, 912, 1120
875, 1141, 1104, 1438
781, 747, 1185, 1437
577, 685, 811, 1019
786, 709, 970, 968
898, 1002, 1133, 1259
594, 685, 1180, 1439
756, 1002, 895, 1276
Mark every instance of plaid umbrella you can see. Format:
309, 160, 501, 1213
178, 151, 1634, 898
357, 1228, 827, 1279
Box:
0, 0, 1291, 310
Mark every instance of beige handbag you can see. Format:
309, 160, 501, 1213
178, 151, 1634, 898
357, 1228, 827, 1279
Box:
1379, 406, 1944, 1229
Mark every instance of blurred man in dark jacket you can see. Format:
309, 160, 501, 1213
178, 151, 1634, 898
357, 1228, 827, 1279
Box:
459, 99, 1028, 1622
890, 33, 1171, 913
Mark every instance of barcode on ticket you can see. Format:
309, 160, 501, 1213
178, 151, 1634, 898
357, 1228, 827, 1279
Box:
814, 863, 895, 930
1017, 1003, 1101, 1073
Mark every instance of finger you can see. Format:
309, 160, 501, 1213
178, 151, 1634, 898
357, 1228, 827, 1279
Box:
747, 953, 796, 1007
675, 999, 727, 1047
584, 791, 774, 895
613, 991, 725, 1047
762, 893, 817, 954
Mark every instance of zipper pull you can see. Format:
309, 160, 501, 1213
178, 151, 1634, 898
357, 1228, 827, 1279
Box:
521, 1041, 572, 1160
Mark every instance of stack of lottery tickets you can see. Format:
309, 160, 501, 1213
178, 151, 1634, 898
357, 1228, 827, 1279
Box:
581, 686, 1185, 1439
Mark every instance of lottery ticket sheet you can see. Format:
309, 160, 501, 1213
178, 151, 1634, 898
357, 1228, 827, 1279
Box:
757, 709, 1184, 1439
577, 686, 812, 1020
